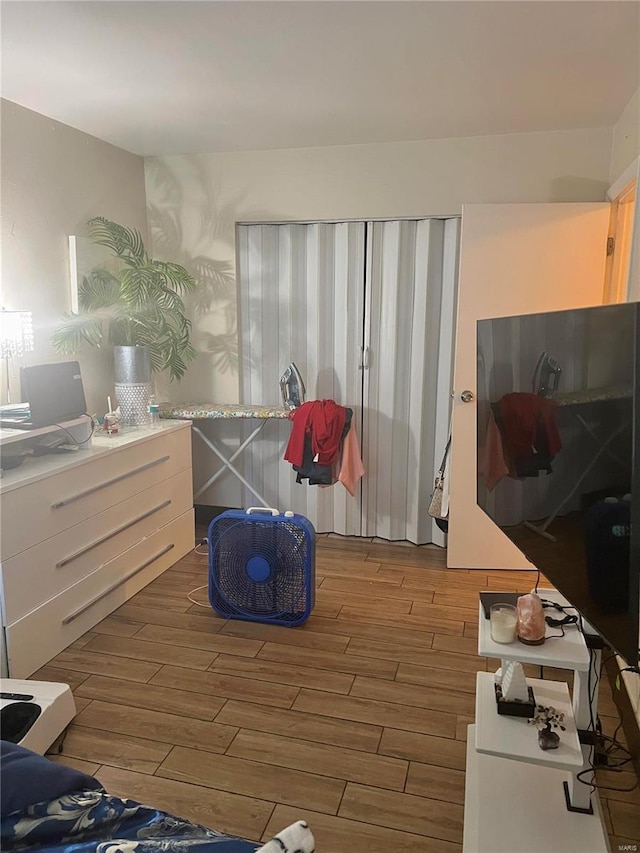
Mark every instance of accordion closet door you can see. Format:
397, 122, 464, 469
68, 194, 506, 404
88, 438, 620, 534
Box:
237, 218, 459, 544
238, 222, 366, 538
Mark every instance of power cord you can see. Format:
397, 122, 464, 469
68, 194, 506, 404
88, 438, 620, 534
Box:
187, 584, 210, 608
573, 614, 599, 796
51, 414, 95, 446
194, 538, 208, 556
539, 598, 578, 637
617, 665, 640, 677
544, 624, 567, 639
572, 615, 639, 794
605, 717, 625, 754
187, 538, 209, 604
577, 764, 638, 792
534, 604, 638, 795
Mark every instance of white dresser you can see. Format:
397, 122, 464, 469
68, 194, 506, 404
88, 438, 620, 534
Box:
0, 421, 194, 678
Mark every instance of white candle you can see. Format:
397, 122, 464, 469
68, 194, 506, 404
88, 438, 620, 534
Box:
490, 604, 518, 644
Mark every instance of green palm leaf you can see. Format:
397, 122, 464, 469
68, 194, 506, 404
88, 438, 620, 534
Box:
78, 270, 122, 311
88, 217, 146, 262
51, 313, 105, 352
52, 217, 198, 381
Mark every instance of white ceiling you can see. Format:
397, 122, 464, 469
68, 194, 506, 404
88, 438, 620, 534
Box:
2, 1, 639, 157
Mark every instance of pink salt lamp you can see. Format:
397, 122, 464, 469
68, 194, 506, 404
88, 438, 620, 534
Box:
517, 593, 546, 645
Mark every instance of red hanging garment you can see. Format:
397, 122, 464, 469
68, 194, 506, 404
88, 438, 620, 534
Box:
284, 400, 347, 467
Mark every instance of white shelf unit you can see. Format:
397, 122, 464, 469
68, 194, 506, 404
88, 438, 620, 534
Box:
477, 593, 590, 671
464, 727, 610, 853
463, 592, 609, 853
475, 673, 582, 771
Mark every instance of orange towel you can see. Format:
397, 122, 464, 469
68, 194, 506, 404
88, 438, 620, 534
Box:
481, 410, 509, 491
338, 421, 365, 496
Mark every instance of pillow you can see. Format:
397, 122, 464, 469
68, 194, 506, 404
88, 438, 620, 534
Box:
0, 741, 103, 815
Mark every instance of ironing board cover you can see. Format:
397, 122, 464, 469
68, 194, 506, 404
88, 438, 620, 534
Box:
160, 403, 292, 419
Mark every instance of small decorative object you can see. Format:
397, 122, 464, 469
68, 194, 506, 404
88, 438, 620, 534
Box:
1, 309, 34, 403
502, 661, 529, 701
102, 397, 120, 435
528, 705, 566, 750
517, 592, 546, 645
494, 660, 536, 717
103, 409, 120, 435
490, 603, 518, 643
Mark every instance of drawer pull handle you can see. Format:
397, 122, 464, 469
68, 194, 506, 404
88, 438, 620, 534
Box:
52, 456, 170, 509
56, 500, 172, 568
61, 543, 175, 625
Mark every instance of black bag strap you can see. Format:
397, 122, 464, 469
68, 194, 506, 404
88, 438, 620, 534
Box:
437, 434, 452, 478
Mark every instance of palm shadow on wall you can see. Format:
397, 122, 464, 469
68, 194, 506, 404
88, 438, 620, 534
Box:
146, 157, 243, 376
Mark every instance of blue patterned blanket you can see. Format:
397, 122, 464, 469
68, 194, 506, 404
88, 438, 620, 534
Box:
1, 789, 257, 853
0, 742, 256, 853
0, 743, 314, 853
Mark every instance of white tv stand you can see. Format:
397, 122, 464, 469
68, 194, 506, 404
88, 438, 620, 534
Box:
463, 590, 610, 852
0, 421, 194, 678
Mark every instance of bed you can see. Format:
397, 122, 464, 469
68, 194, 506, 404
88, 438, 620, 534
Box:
0, 742, 314, 853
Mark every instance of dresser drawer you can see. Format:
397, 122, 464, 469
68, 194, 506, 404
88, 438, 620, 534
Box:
1, 469, 193, 624
5, 509, 194, 678
1, 428, 191, 560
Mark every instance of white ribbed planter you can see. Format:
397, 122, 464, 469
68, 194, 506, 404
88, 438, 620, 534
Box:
114, 345, 151, 427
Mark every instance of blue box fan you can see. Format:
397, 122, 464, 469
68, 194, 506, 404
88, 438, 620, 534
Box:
208, 507, 315, 626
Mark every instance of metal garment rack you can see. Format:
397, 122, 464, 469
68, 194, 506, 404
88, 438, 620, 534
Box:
160, 403, 292, 508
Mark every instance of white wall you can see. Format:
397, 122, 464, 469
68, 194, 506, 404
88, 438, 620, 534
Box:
1, 100, 147, 415
146, 126, 612, 405
610, 87, 640, 185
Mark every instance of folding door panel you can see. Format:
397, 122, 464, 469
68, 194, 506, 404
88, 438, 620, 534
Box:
361, 218, 459, 543
237, 222, 365, 534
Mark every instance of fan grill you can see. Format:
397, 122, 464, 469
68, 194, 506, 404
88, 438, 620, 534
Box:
209, 515, 314, 625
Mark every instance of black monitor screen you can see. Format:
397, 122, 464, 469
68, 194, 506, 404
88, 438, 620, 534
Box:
477, 302, 639, 666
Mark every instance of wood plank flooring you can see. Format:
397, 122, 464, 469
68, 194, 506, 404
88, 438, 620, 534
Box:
33, 536, 639, 851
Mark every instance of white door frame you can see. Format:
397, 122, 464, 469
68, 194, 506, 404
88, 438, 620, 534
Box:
607, 155, 639, 303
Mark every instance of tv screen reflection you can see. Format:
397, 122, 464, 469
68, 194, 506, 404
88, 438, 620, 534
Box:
477, 302, 638, 666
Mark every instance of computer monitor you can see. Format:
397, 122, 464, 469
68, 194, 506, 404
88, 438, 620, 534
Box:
19, 361, 87, 428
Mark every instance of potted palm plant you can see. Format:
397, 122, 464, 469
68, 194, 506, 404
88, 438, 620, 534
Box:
52, 217, 197, 424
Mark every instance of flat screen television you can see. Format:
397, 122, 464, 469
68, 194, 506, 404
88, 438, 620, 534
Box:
477, 301, 639, 667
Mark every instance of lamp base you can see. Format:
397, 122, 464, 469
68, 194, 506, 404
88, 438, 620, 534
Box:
115, 382, 151, 427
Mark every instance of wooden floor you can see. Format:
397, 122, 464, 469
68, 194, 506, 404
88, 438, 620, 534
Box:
31, 537, 639, 852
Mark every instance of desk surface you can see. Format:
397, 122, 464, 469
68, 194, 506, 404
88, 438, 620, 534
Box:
160, 403, 293, 420
0, 416, 90, 447
0, 421, 189, 493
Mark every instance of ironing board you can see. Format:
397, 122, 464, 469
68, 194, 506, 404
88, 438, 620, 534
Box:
160, 403, 292, 507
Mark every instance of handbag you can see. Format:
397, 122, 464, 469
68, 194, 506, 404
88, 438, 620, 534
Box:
428, 435, 451, 521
